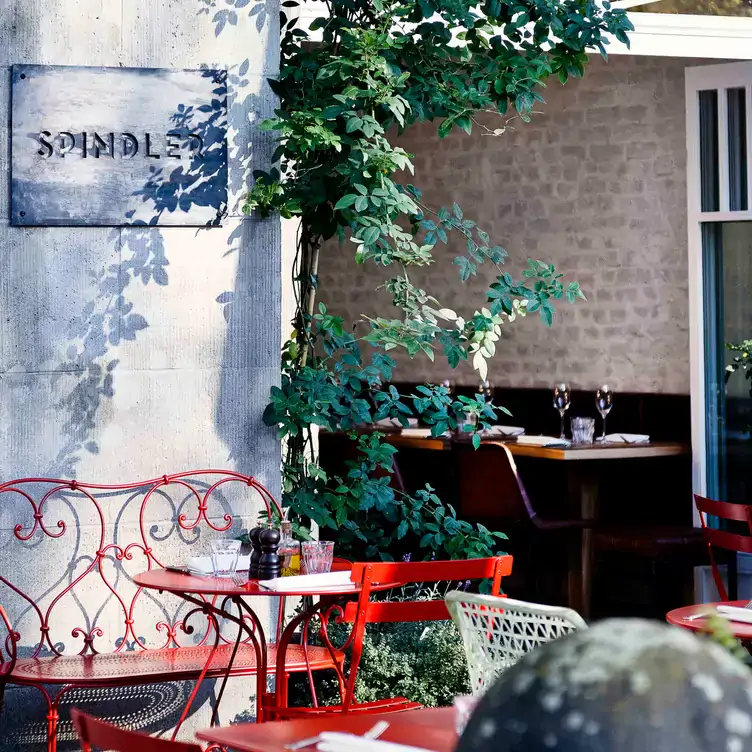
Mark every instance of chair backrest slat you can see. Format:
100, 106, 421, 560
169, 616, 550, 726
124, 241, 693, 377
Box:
342, 599, 450, 624
349, 556, 513, 588
695, 495, 751, 523
71, 710, 202, 752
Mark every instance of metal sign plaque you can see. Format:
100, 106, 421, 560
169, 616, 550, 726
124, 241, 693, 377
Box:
11, 65, 228, 227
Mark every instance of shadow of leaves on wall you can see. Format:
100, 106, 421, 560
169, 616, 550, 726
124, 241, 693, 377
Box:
49, 229, 168, 477
132, 70, 229, 227
49, 72, 229, 477
199, 0, 270, 36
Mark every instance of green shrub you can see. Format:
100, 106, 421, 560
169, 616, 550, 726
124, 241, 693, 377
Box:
353, 619, 470, 706
289, 619, 470, 708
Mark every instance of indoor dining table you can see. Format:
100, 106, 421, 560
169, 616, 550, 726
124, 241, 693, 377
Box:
359, 430, 690, 618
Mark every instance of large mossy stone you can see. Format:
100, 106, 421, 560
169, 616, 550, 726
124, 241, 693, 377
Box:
457, 618, 752, 752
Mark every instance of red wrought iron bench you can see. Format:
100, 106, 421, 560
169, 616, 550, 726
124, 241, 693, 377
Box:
0, 471, 343, 752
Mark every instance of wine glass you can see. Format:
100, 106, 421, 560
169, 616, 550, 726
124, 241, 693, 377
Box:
553, 383, 571, 440
478, 380, 494, 402
595, 385, 613, 440
441, 379, 455, 397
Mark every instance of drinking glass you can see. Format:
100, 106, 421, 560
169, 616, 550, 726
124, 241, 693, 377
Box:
210, 539, 241, 578
570, 417, 595, 445
595, 385, 614, 440
301, 541, 334, 575
553, 383, 571, 440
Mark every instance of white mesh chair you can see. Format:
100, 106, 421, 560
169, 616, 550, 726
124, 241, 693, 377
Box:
445, 591, 588, 695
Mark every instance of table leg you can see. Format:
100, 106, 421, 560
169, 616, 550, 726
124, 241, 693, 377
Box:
210, 596, 267, 726
170, 593, 267, 738
172, 605, 222, 741
567, 470, 599, 620
272, 596, 345, 719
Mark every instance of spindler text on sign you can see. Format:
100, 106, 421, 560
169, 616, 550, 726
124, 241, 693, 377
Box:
36, 131, 206, 160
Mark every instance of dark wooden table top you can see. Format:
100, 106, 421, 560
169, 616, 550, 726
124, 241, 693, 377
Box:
330, 429, 689, 461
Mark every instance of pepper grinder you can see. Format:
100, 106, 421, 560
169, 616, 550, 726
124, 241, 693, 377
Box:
248, 526, 263, 579
257, 525, 281, 580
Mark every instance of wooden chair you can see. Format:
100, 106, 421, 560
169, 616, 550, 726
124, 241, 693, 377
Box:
588, 513, 706, 618
70, 709, 201, 752
270, 555, 514, 720
693, 494, 752, 601
453, 442, 587, 605
453, 442, 585, 532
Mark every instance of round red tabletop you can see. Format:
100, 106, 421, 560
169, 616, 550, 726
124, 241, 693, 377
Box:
134, 567, 397, 597
667, 600, 752, 640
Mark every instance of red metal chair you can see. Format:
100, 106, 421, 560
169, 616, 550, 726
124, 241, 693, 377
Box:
70, 709, 201, 752
694, 494, 752, 601
270, 555, 513, 720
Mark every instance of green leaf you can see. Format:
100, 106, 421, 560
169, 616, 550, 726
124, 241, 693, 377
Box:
453, 256, 477, 282
438, 118, 453, 138
362, 227, 380, 246
334, 194, 357, 210
455, 115, 472, 135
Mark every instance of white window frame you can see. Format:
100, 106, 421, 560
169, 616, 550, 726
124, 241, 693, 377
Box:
686, 62, 752, 508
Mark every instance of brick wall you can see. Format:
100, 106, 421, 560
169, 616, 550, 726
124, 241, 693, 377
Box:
317, 55, 696, 394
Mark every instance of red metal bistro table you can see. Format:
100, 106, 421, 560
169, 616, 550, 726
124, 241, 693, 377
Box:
196, 707, 457, 752
667, 600, 752, 640
134, 568, 392, 735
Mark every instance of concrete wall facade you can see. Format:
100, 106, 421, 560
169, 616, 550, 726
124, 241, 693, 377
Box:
0, 0, 282, 747
318, 55, 693, 394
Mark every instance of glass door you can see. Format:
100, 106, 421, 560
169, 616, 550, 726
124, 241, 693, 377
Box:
686, 63, 752, 502
702, 222, 752, 502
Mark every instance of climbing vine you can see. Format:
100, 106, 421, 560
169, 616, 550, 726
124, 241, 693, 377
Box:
247, 0, 633, 560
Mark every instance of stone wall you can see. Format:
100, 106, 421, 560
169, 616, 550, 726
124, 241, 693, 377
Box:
0, 0, 282, 747
318, 55, 693, 394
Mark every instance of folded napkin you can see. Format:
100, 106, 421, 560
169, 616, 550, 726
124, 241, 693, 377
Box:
602, 433, 650, 444
259, 570, 356, 592
483, 424, 525, 437
317, 732, 436, 752
515, 435, 568, 447
399, 428, 434, 438
715, 605, 752, 624
375, 417, 419, 428
187, 555, 250, 576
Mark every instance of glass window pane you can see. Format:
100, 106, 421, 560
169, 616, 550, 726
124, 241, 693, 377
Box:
728, 88, 748, 212
704, 221, 752, 501
700, 90, 720, 213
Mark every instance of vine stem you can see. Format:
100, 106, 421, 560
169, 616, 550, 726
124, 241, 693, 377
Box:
300, 235, 321, 368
